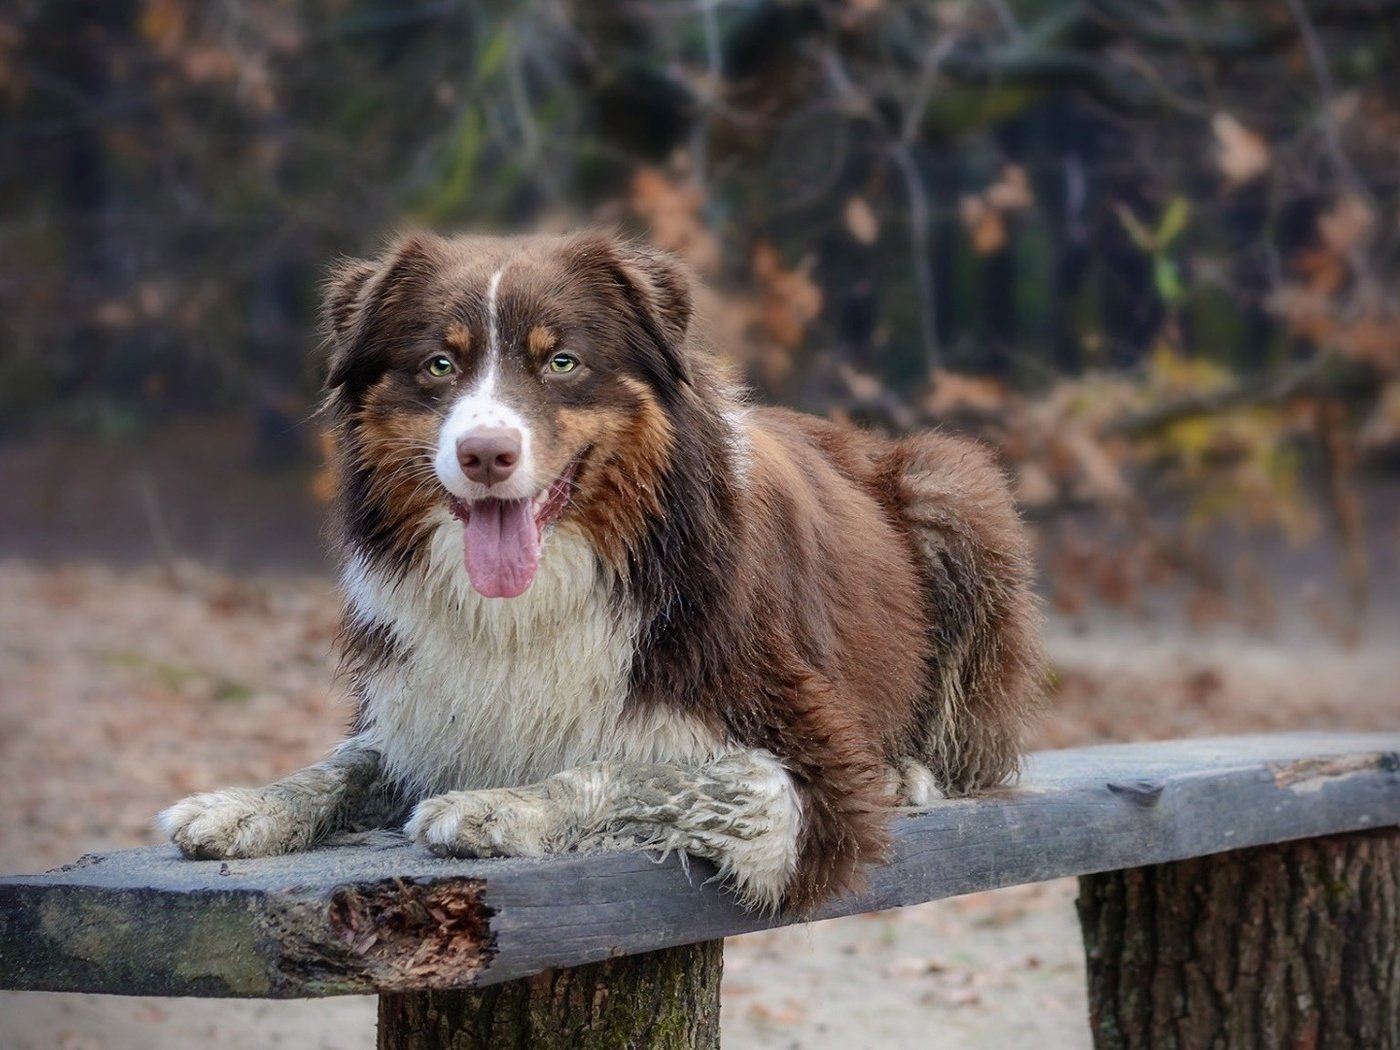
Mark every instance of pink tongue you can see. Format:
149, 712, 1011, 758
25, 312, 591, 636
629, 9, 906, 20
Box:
463, 499, 540, 598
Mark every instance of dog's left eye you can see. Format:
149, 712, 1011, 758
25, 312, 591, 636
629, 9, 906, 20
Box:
423, 355, 455, 378
547, 353, 579, 375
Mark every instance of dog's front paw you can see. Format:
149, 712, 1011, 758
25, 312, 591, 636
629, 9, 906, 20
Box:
406, 787, 566, 859
157, 789, 301, 860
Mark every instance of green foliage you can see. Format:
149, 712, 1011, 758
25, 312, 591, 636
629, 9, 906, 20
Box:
412, 106, 485, 224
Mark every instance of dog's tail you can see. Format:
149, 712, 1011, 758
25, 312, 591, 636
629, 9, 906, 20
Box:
888, 431, 1047, 794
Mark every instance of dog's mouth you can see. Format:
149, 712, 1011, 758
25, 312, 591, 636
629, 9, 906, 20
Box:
446, 464, 577, 599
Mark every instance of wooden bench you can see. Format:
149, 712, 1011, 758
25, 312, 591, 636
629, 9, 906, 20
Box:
3, 732, 1397, 1048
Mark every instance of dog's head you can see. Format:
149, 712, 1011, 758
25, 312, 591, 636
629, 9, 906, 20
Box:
322, 231, 697, 597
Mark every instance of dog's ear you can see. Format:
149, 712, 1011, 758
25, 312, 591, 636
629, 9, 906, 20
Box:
321, 257, 377, 390
568, 233, 695, 388
612, 241, 694, 360
321, 233, 443, 395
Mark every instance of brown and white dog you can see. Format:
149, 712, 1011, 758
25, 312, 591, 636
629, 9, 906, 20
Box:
158, 231, 1044, 911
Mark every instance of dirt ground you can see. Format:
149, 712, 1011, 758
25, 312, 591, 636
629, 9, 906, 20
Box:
1, 559, 1396, 1049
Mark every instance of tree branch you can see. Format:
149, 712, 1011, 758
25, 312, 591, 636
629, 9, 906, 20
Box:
1103, 357, 1376, 439
922, 0, 1400, 115
1085, 0, 1400, 60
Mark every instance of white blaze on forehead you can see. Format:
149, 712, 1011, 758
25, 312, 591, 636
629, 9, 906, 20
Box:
433, 265, 538, 501
486, 267, 504, 355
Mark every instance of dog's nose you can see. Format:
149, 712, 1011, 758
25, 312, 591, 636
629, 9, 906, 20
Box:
457, 427, 522, 487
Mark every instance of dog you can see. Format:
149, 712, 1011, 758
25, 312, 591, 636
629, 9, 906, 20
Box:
158, 230, 1044, 912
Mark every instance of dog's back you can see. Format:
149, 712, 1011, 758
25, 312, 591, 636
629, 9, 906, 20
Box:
677, 406, 1043, 904
742, 407, 1043, 792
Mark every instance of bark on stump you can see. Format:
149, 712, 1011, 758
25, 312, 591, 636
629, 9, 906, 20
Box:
1078, 830, 1400, 1050
377, 940, 722, 1050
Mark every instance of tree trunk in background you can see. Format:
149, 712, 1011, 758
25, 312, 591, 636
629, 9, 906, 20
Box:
1078, 830, 1400, 1050
377, 940, 722, 1050
48, 0, 134, 406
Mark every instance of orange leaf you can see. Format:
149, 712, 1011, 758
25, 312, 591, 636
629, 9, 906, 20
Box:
959, 195, 1006, 254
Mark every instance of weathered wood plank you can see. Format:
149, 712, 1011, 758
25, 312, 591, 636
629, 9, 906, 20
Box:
2, 733, 1396, 998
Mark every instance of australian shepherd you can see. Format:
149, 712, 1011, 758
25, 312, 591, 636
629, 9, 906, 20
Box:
159, 231, 1044, 911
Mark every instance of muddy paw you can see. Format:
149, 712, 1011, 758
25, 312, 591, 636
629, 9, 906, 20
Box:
157, 789, 300, 860
405, 787, 564, 858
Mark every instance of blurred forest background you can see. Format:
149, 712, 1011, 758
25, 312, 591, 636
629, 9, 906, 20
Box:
2, 0, 1400, 634
2, 4, 1399, 1046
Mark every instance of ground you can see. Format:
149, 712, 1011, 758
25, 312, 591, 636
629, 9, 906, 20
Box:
0, 559, 1396, 1049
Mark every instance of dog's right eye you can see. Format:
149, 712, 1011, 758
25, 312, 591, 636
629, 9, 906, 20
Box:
423, 355, 455, 378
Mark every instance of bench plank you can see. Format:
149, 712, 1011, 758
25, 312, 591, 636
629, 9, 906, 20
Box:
2, 732, 1397, 998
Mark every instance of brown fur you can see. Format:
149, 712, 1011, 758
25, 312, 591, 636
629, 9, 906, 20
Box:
527, 325, 558, 357
319, 229, 1046, 909
443, 321, 471, 353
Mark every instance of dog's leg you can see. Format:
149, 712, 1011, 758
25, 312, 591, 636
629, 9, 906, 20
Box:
406, 750, 803, 911
158, 739, 400, 860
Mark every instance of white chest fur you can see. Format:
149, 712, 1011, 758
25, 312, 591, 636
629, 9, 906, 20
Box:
344, 513, 721, 798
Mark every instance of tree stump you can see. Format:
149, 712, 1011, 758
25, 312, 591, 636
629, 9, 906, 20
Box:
377, 940, 723, 1050
1078, 829, 1400, 1049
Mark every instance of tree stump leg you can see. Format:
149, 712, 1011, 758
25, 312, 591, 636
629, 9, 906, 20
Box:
1077, 829, 1400, 1050
377, 940, 723, 1050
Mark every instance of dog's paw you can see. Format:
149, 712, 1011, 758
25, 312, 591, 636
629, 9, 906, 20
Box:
157, 789, 300, 860
892, 758, 946, 808
406, 787, 565, 859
